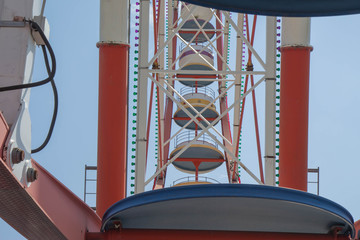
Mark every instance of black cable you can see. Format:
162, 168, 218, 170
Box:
0, 19, 58, 153
0, 20, 56, 92
31, 45, 58, 153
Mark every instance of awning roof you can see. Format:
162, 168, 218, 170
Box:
182, 0, 360, 17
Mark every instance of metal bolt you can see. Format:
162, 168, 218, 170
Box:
27, 168, 38, 182
11, 148, 25, 164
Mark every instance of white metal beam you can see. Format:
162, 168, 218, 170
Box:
135, 0, 150, 194
145, 74, 266, 186
166, 82, 232, 146
264, 17, 277, 186
158, 0, 165, 169
99, 0, 128, 44
223, 12, 266, 70
163, 81, 236, 148
148, 5, 195, 68
232, 13, 244, 159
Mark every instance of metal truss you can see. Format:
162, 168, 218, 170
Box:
135, 0, 278, 193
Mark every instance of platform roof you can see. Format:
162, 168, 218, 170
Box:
102, 184, 354, 237
182, 0, 360, 17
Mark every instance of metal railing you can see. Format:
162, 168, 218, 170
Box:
171, 176, 220, 186
179, 42, 214, 55
174, 130, 218, 149
308, 167, 320, 195
179, 84, 215, 99
84, 165, 97, 210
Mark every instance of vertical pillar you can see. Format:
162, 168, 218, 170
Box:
264, 17, 277, 186
135, 0, 150, 194
231, 13, 244, 184
96, 0, 129, 217
279, 18, 312, 191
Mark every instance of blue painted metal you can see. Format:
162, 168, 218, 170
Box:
181, 0, 360, 17
101, 184, 355, 236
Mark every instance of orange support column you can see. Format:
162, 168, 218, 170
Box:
97, 44, 129, 217
96, 0, 130, 217
279, 18, 312, 191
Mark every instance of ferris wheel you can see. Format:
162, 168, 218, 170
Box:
131, 0, 283, 193
0, 0, 358, 239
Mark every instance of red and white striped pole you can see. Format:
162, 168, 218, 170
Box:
279, 18, 312, 191
96, 0, 129, 217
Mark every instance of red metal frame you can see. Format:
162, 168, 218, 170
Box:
234, 15, 264, 183
154, 5, 179, 189
156, 78, 164, 171
146, 80, 155, 161
215, 10, 235, 183
96, 43, 129, 217
0, 112, 101, 240
0, 111, 9, 157
28, 160, 101, 239
279, 46, 312, 191
3, 2, 356, 239
354, 220, 360, 239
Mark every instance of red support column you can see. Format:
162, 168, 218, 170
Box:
354, 220, 360, 239
279, 46, 312, 191
96, 0, 130, 217
279, 18, 312, 191
96, 43, 129, 217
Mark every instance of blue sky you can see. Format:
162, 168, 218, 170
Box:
1, 0, 360, 239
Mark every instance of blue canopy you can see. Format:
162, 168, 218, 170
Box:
182, 0, 360, 17
102, 184, 354, 237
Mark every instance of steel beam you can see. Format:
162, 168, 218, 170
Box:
264, 17, 277, 186
135, 0, 150, 194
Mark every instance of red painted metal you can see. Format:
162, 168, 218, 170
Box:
354, 220, 360, 239
0, 157, 66, 239
155, 94, 173, 189
250, 75, 264, 183
151, 0, 164, 189
0, 111, 9, 159
279, 46, 312, 191
172, 7, 178, 76
151, 0, 163, 172
215, 10, 234, 183
154, 6, 179, 189
146, 80, 155, 161
0, 112, 100, 240
156, 80, 164, 171
97, 43, 129, 217
233, 15, 265, 183
194, 162, 200, 181
246, 15, 264, 183
0, 157, 100, 240
27, 160, 101, 240
152, 0, 159, 44
86, 229, 347, 240
235, 74, 248, 182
